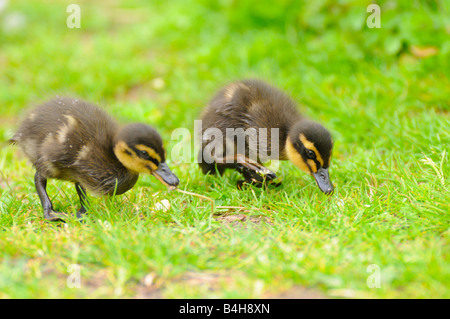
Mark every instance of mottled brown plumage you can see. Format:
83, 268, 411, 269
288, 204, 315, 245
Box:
10, 97, 179, 221
198, 79, 334, 193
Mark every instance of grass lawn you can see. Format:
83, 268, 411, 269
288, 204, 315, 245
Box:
0, 0, 448, 298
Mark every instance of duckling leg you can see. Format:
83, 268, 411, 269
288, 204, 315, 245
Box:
220, 154, 280, 189
216, 154, 276, 178
34, 172, 65, 221
236, 165, 281, 189
75, 183, 89, 219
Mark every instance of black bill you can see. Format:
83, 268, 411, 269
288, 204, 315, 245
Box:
313, 167, 334, 195
152, 162, 180, 188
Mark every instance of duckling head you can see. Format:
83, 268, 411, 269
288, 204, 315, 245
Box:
285, 120, 334, 194
113, 123, 179, 188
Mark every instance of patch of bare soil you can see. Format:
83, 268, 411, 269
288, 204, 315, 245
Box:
265, 286, 327, 299
133, 271, 328, 299
214, 212, 273, 228
215, 213, 264, 223
133, 285, 164, 299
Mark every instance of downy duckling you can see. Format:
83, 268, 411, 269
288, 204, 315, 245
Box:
198, 79, 334, 194
10, 97, 179, 221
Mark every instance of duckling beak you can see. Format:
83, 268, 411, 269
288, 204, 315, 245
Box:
312, 167, 334, 195
152, 162, 180, 188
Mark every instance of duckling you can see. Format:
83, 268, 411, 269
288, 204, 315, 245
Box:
9, 97, 179, 221
198, 79, 334, 194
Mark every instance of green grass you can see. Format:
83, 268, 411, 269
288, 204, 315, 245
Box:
0, 0, 449, 298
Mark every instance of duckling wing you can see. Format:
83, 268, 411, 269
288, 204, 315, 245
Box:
200, 80, 301, 162
14, 98, 119, 182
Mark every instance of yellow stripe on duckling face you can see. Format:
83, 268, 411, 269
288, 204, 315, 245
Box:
285, 138, 311, 175
299, 134, 324, 167
307, 159, 317, 173
135, 144, 162, 163
114, 141, 158, 173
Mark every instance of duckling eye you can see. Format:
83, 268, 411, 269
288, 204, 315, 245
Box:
139, 149, 160, 166
140, 150, 150, 159
306, 149, 316, 159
